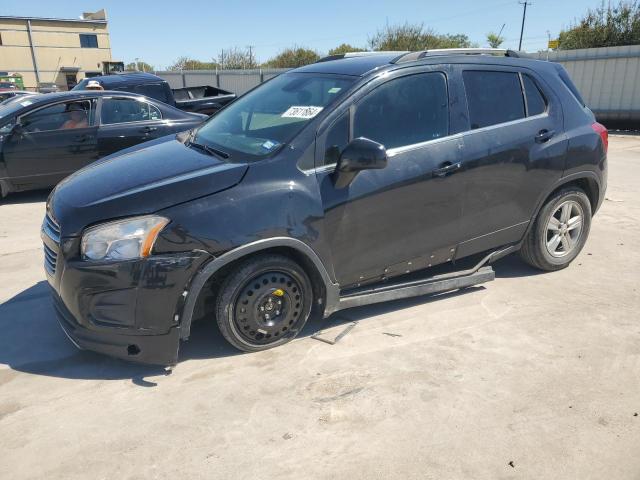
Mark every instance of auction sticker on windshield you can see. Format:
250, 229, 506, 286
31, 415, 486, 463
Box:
281, 106, 323, 119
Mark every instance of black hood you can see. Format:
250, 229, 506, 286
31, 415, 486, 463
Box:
50, 135, 248, 236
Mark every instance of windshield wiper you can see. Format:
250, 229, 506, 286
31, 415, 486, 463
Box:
186, 129, 231, 159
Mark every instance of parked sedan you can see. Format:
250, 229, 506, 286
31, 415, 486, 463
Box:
0, 91, 206, 197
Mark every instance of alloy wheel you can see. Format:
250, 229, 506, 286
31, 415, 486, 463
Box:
545, 200, 584, 258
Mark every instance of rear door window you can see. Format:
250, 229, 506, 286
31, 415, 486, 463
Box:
101, 98, 162, 124
463, 71, 525, 129
353, 72, 449, 149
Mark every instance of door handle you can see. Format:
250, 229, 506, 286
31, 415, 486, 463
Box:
433, 161, 461, 178
141, 126, 158, 133
535, 129, 555, 143
73, 134, 90, 142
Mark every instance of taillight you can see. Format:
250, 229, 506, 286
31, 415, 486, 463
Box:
591, 122, 608, 153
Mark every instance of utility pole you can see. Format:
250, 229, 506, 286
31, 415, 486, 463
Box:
518, 1, 532, 51
247, 45, 254, 69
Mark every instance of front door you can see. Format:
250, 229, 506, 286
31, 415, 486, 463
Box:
455, 67, 567, 258
316, 70, 466, 288
3, 98, 98, 189
97, 96, 167, 156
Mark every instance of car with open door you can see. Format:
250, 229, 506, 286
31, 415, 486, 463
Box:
0, 90, 206, 197
43, 49, 607, 365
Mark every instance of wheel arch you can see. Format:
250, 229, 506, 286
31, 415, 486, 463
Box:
518, 171, 601, 249
535, 172, 601, 220
178, 237, 340, 340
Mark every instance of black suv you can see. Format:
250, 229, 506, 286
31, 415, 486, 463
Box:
43, 49, 608, 365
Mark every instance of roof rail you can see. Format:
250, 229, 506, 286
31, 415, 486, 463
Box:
315, 51, 408, 63
392, 48, 527, 63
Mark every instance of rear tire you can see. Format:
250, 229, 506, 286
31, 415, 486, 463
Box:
215, 254, 313, 352
520, 187, 591, 271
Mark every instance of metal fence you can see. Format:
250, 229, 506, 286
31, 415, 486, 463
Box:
533, 45, 640, 123
156, 45, 640, 124
154, 68, 289, 95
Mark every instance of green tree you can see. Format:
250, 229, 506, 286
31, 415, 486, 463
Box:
367, 22, 474, 51
168, 57, 219, 71
263, 47, 320, 68
328, 43, 367, 55
558, 1, 640, 49
486, 32, 504, 48
126, 60, 154, 72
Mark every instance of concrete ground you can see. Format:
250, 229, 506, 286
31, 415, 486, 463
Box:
1, 135, 639, 480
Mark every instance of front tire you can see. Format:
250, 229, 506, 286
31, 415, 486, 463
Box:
215, 254, 313, 352
520, 187, 592, 271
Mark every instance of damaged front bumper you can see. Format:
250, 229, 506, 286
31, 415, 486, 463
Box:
44, 231, 212, 365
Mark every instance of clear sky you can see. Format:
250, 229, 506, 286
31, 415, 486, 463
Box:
3, 0, 602, 69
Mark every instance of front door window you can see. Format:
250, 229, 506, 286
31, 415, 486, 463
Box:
20, 100, 95, 132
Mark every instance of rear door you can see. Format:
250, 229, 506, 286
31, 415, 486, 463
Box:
97, 96, 167, 156
455, 66, 566, 258
3, 98, 98, 189
315, 68, 466, 287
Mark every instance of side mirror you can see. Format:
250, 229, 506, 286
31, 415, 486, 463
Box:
333, 137, 387, 189
0, 120, 20, 137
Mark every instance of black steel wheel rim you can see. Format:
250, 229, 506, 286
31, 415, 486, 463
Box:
232, 270, 304, 345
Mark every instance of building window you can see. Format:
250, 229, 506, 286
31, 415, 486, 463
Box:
0, 33, 3, 46
79, 34, 98, 48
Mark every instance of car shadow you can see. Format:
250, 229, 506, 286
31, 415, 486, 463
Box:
491, 253, 546, 278
0, 254, 536, 385
0, 189, 51, 205
0, 281, 245, 386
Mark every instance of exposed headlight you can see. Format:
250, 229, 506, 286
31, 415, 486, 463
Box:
81, 215, 169, 261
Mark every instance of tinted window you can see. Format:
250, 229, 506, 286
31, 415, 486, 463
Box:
354, 72, 448, 149
101, 98, 161, 124
79, 34, 98, 48
463, 71, 525, 129
21, 100, 94, 132
522, 75, 546, 116
323, 113, 349, 165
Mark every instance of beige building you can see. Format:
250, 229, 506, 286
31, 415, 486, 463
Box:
0, 9, 117, 91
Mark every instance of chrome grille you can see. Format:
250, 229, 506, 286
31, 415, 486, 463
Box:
43, 242, 58, 276
42, 212, 60, 276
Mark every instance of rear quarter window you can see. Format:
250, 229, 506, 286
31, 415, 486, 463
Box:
522, 74, 547, 116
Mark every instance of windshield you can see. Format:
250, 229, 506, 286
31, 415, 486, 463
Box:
192, 73, 355, 158
0, 97, 34, 120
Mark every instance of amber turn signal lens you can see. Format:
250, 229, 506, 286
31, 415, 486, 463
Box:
141, 219, 170, 257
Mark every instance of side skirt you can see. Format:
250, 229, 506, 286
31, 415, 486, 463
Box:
329, 245, 517, 314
